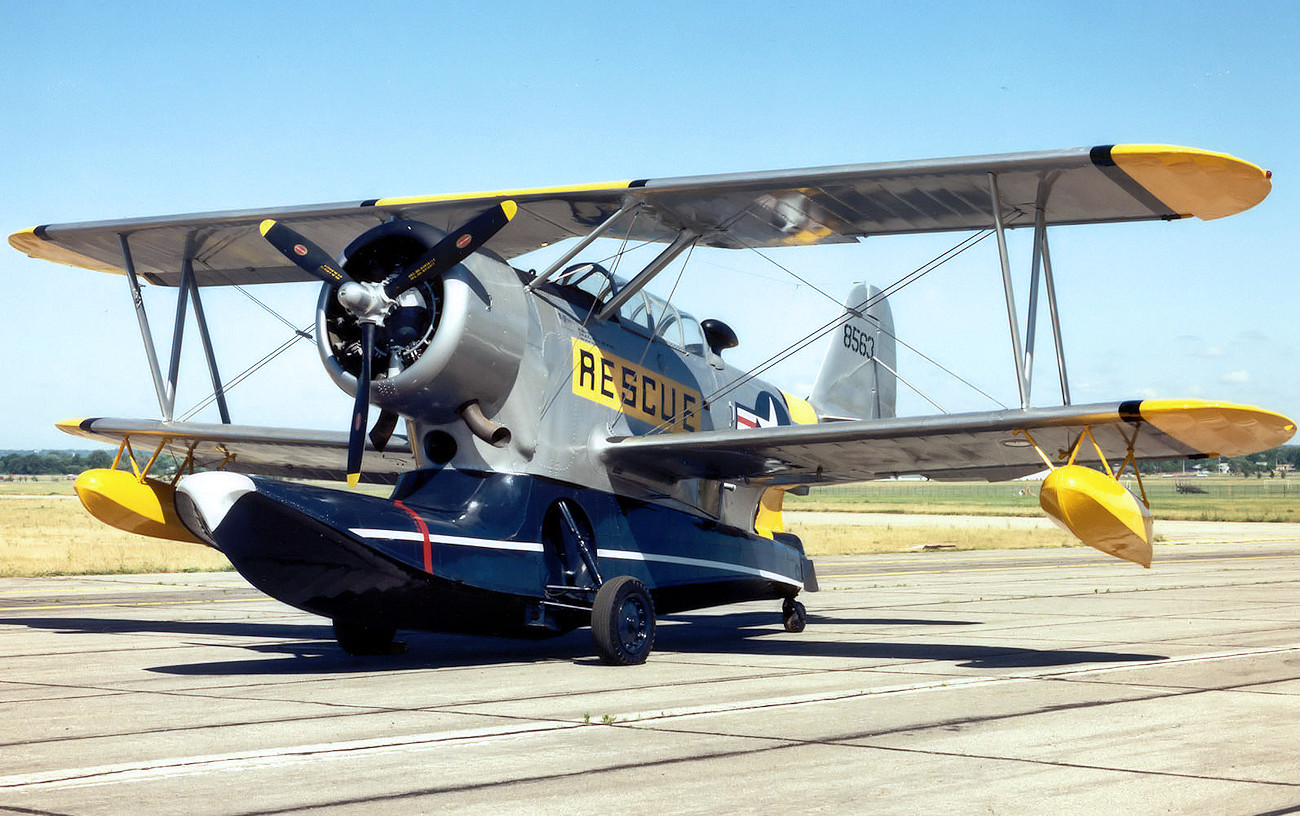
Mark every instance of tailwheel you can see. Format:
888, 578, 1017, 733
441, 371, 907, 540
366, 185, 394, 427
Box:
333, 620, 406, 656
591, 575, 656, 665
782, 597, 807, 633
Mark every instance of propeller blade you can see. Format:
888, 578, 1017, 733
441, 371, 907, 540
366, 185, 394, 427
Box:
260, 219, 353, 287
369, 409, 400, 453
383, 201, 517, 299
346, 322, 376, 487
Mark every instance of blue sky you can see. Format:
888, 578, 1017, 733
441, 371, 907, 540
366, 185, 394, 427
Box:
3, 1, 1297, 449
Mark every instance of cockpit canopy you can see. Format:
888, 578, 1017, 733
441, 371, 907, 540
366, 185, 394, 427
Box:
554, 263, 712, 355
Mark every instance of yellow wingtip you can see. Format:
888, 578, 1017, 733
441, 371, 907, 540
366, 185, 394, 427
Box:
501, 200, 518, 221
1110, 145, 1272, 220
259, 219, 277, 236
56, 418, 88, 434
1137, 399, 1296, 456
347, 473, 360, 488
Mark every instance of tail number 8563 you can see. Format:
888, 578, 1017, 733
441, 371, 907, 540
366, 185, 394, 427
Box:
843, 324, 875, 358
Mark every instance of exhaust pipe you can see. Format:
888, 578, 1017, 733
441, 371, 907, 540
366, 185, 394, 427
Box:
460, 401, 511, 447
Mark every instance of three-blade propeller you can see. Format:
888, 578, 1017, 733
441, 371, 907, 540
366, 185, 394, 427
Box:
259, 200, 517, 485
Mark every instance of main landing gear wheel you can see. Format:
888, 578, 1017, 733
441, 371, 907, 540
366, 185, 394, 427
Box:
333, 620, 406, 656
591, 575, 656, 665
782, 598, 807, 633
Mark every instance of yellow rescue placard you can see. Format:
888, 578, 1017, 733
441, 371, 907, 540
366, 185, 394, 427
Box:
571, 338, 701, 432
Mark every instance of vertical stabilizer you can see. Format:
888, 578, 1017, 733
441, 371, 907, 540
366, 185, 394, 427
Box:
809, 283, 896, 420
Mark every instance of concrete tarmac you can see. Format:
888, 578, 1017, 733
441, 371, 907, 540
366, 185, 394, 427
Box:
2, 540, 1299, 815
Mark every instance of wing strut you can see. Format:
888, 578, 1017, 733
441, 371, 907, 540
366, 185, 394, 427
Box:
119, 233, 171, 419
989, 173, 1030, 409
1037, 199, 1072, 405
595, 229, 699, 321
988, 173, 1072, 410
117, 233, 231, 423
526, 200, 643, 292
176, 254, 232, 424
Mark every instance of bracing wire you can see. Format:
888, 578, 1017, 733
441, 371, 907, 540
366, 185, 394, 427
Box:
651, 228, 998, 432
637, 240, 695, 368
740, 231, 1008, 410
234, 285, 312, 337
537, 212, 650, 423
179, 323, 314, 422
177, 284, 317, 422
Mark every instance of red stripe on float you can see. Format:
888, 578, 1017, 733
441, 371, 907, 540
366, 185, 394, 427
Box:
394, 500, 433, 573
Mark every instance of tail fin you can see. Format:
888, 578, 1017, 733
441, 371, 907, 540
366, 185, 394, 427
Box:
809, 283, 896, 420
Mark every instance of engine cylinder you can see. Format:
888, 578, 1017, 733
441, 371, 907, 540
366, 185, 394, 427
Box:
316, 220, 528, 424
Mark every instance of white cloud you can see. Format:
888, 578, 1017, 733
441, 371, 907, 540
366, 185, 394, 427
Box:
1222, 370, 1250, 384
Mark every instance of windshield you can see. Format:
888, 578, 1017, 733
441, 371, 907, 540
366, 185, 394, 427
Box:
553, 263, 705, 354
624, 287, 703, 353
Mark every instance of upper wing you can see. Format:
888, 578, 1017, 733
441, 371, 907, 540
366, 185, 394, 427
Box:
10, 145, 1270, 287
597, 400, 1296, 485
58, 418, 415, 484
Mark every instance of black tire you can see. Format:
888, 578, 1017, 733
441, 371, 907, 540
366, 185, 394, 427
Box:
591, 576, 656, 665
782, 598, 807, 633
333, 620, 404, 656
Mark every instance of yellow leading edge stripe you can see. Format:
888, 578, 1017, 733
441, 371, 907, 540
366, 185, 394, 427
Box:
1111, 145, 1272, 220
376, 181, 631, 208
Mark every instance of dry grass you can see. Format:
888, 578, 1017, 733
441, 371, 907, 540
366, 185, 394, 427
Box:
0, 478, 79, 496
0, 496, 231, 577
788, 521, 1078, 556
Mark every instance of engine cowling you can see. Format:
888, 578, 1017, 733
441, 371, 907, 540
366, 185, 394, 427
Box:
315, 219, 528, 424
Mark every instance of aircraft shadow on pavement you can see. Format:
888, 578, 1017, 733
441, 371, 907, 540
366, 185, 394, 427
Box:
0, 615, 330, 642
0, 614, 593, 674
4, 610, 1165, 674
657, 611, 1166, 669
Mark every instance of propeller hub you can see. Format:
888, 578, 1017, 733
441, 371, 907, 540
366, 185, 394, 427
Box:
337, 281, 395, 324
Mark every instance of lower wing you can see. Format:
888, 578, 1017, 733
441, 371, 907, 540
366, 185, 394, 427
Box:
597, 399, 1295, 485
57, 417, 414, 484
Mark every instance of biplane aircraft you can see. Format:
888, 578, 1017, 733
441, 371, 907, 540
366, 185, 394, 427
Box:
10, 144, 1295, 664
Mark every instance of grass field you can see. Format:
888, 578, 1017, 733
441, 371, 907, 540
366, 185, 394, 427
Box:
0, 493, 232, 577
1, 474, 1294, 576
788, 476, 1300, 523
788, 520, 1076, 556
